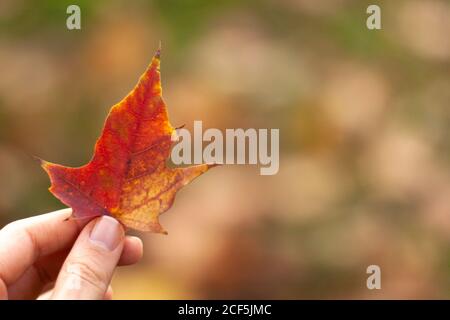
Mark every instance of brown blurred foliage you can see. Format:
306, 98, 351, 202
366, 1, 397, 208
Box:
0, 0, 449, 299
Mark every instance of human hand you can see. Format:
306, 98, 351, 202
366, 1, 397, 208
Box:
0, 208, 143, 299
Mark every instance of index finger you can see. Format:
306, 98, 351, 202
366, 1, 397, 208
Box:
0, 208, 88, 287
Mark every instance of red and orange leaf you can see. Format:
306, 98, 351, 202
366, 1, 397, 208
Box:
40, 48, 214, 234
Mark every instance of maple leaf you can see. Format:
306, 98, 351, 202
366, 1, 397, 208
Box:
40, 47, 215, 234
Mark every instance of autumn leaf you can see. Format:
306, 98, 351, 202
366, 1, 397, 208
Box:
40, 47, 215, 234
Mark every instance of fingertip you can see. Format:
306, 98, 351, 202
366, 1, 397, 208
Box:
127, 236, 143, 250
119, 236, 143, 266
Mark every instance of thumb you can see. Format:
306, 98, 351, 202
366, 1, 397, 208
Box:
51, 216, 125, 299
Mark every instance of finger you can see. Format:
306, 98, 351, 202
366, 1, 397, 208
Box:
51, 216, 124, 299
119, 236, 143, 266
7, 263, 51, 300
37, 285, 54, 300
5, 274, 33, 300
7, 236, 142, 300
104, 285, 113, 300
37, 284, 113, 300
0, 208, 87, 290
7, 249, 67, 300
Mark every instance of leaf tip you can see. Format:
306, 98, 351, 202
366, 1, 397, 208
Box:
155, 42, 162, 60
34, 156, 51, 171
156, 222, 168, 235
32, 154, 43, 163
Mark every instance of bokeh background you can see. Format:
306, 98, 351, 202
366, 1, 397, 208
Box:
0, 0, 449, 299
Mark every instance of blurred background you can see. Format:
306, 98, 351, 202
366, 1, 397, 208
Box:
0, 0, 449, 299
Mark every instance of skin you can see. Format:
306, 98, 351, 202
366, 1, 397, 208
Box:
0, 208, 143, 300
